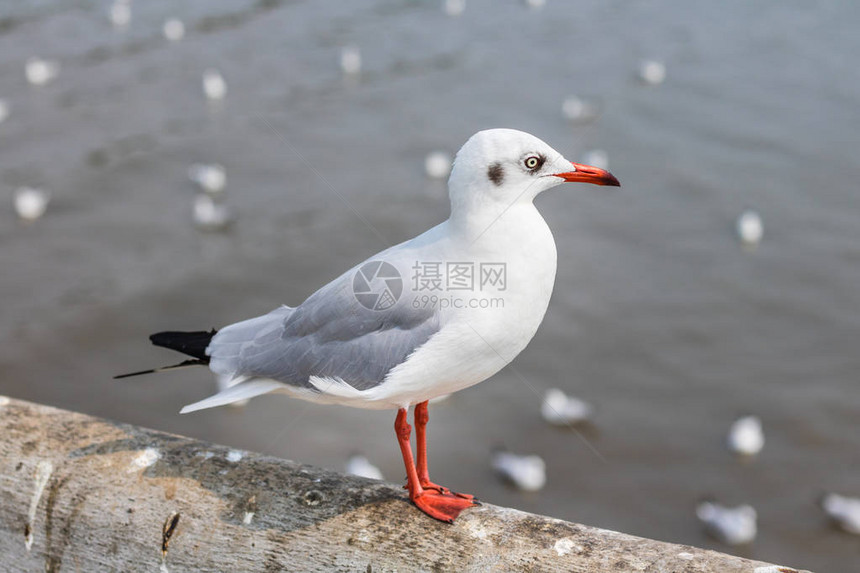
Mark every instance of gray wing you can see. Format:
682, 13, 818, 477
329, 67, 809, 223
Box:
207, 266, 439, 391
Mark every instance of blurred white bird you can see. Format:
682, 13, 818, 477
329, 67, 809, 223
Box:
25, 57, 60, 86
14, 187, 50, 222
109, 0, 131, 28
637, 60, 666, 85
561, 96, 601, 124
727, 415, 764, 457
821, 493, 860, 535
424, 151, 453, 180
345, 455, 384, 480
541, 388, 593, 426
443, 0, 465, 17
491, 449, 546, 492
696, 501, 757, 545
736, 210, 763, 246
524, 0, 546, 9
188, 163, 226, 194
163, 18, 185, 42
202, 69, 227, 101
0, 99, 9, 124
193, 194, 234, 231
580, 149, 609, 171
340, 46, 362, 76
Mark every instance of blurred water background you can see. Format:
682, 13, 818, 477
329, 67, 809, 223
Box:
1, 1, 858, 570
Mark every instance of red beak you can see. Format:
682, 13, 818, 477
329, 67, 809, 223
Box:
555, 162, 620, 187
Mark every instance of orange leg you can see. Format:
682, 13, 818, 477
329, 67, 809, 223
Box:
395, 407, 478, 523
414, 401, 474, 500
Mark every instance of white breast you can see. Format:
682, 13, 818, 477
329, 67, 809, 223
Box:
376, 205, 558, 408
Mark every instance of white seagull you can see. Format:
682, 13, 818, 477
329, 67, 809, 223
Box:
339, 46, 362, 76
727, 414, 764, 457
491, 449, 546, 492
736, 209, 763, 246
109, 0, 131, 28
192, 194, 235, 231
696, 501, 758, 545
188, 163, 227, 194
202, 69, 227, 101
561, 95, 601, 124
117, 128, 619, 523
820, 493, 860, 535
163, 18, 185, 42
541, 388, 593, 426
637, 59, 666, 85
25, 57, 60, 86
14, 187, 51, 222
424, 150, 453, 180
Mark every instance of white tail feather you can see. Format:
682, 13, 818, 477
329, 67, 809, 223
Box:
180, 379, 283, 413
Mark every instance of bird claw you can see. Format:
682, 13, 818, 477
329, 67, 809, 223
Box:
404, 481, 475, 501
420, 481, 475, 501
411, 490, 480, 523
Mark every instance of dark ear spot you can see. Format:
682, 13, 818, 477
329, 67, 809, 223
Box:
487, 162, 504, 186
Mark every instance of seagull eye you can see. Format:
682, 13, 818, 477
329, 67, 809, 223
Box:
524, 155, 542, 170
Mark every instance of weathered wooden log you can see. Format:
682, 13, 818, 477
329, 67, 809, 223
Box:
0, 396, 808, 572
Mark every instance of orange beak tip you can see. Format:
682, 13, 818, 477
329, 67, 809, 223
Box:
556, 162, 621, 187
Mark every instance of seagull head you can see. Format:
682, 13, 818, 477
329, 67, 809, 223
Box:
448, 128, 619, 219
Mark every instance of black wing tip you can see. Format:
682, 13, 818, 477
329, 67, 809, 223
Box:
149, 329, 217, 362
114, 358, 207, 380
113, 369, 157, 380
149, 329, 217, 344
117, 330, 216, 380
